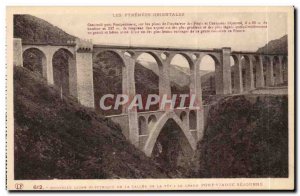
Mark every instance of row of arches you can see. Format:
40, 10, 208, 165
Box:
20, 46, 287, 164
21, 47, 288, 116
138, 110, 197, 136
138, 114, 158, 135
22, 47, 75, 97
179, 110, 197, 130
92, 50, 221, 115
230, 54, 288, 93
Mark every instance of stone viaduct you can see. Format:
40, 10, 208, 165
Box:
13, 38, 288, 157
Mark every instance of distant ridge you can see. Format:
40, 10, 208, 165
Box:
257, 35, 287, 54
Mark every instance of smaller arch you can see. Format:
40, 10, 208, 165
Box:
148, 115, 157, 132
138, 116, 147, 135
180, 111, 188, 127
189, 110, 197, 130
273, 56, 282, 85
180, 111, 187, 121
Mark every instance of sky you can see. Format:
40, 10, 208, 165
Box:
34, 9, 288, 70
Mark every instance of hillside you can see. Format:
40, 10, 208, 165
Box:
14, 14, 75, 44
201, 35, 288, 93
14, 66, 168, 179
257, 35, 288, 54
190, 95, 288, 178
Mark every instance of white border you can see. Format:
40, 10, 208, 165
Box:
1, 1, 299, 195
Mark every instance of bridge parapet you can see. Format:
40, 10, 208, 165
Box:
75, 38, 93, 52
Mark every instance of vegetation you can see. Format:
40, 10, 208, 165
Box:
257, 35, 288, 54
14, 14, 289, 179
190, 95, 288, 178
14, 66, 167, 179
14, 14, 75, 44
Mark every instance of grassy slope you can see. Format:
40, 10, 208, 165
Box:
14, 66, 167, 179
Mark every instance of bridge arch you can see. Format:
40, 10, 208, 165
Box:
135, 52, 163, 67
22, 47, 47, 78
263, 55, 273, 86
189, 110, 197, 130
143, 111, 197, 157
282, 56, 288, 83
240, 55, 253, 91
169, 53, 195, 108
148, 115, 157, 131
138, 116, 147, 135
180, 111, 187, 122
93, 50, 126, 114
169, 52, 195, 71
93, 50, 126, 66
134, 52, 162, 111
52, 48, 75, 96
230, 54, 240, 93
198, 53, 221, 95
251, 55, 264, 88
273, 56, 283, 85
52, 47, 74, 57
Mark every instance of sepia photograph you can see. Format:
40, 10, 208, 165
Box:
6, 6, 294, 190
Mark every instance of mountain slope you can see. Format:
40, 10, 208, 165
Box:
190, 95, 288, 178
14, 66, 167, 179
14, 14, 75, 44
257, 35, 288, 54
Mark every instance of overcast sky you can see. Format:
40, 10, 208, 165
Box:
34, 10, 287, 70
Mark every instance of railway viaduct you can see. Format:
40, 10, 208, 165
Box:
13, 38, 288, 157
